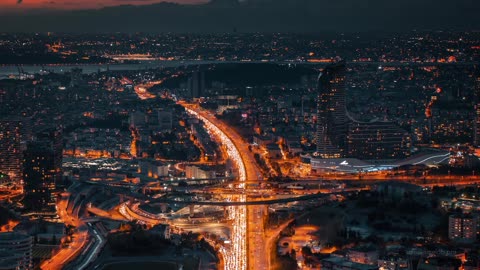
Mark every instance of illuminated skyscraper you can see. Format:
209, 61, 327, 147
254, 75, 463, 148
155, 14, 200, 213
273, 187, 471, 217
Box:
188, 70, 206, 98
23, 143, 58, 211
0, 118, 27, 183
316, 61, 347, 158
23, 127, 63, 211
474, 69, 480, 147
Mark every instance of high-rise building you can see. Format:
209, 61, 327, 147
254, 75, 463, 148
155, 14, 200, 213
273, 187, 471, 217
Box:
23, 128, 62, 212
36, 128, 63, 186
0, 232, 33, 270
448, 213, 478, 242
316, 61, 347, 158
188, 70, 206, 98
23, 144, 58, 212
474, 69, 480, 147
0, 118, 27, 183
347, 121, 410, 160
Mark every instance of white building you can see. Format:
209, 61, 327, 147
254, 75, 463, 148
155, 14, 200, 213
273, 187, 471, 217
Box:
185, 165, 215, 179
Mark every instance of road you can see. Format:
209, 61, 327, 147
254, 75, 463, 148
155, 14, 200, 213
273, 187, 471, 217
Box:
41, 193, 88, 270
67, 223, 106, 270
184, 105, 247, 270
182, 103, 268, 270
265, 218, 295, 270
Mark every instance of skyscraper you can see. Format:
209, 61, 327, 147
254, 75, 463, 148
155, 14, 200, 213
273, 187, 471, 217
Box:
23, 143, 58, 212
316, 61, 347, 158
0, 118, 27, 183
188, 70, 206, 98
474, 69, 480, 147
23, 127, 63, 212
36, 127, 63, 186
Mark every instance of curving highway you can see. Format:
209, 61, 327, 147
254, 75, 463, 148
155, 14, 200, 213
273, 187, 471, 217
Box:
182, 103, 268, 270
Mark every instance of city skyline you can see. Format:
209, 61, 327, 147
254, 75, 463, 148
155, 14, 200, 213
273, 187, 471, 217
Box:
0, 0, 479, 269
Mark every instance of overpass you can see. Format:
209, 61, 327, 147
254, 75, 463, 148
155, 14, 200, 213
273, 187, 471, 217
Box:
148, 192, 333, 206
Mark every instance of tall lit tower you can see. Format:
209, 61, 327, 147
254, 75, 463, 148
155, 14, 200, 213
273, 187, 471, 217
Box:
474, 69, 480, 147
37, 127, 63, 186
188, 70, 206, 98
22, 127, 63, 212
316, 60, 347, 157
0, 118, 26, 183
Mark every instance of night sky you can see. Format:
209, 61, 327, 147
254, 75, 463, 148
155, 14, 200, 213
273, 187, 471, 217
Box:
0, 0, 479, 32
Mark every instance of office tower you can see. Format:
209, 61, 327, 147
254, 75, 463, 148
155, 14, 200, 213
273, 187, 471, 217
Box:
23, 128, 62, 212
0, 118, 26, 183
23, 143, 57, 211
36, 128, 63, 186
474, 69, 480, 147
188, 70, 206, 98
316, 61, 347, 158
449, 213, 478, 242
347, 121, 410, 160
0, 232, 33, 270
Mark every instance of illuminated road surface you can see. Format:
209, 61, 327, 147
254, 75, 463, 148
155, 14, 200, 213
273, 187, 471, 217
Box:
41, 193, 88, 270
183, 104, 267, 270
184, 106, 247, 270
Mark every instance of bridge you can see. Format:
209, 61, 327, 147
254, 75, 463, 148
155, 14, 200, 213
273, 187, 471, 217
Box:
148, 192, 333, 206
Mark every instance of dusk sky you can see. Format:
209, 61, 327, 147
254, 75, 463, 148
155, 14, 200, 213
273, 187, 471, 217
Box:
1, 0, 207, 10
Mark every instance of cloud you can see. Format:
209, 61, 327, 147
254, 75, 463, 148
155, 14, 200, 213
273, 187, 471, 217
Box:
17, 0, 22, 4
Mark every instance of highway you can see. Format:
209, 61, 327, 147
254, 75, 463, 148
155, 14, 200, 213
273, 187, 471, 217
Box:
184, 105, 248, 270
68, 223, 106, 270
41, 193, 88, 270
182, 103, 268, 270
149, 193, 326, 206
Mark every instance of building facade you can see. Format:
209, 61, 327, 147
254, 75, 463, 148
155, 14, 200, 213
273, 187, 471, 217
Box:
188, 70, 206, 98
0, 118, 27, 183
0, 232, 33, 270
316, 61, 347, 158
448, 213, 478, 242
185, 165, 215, 179
347, 121, 410, 160
22, 133, 62, 212
474, 70, 480, 147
